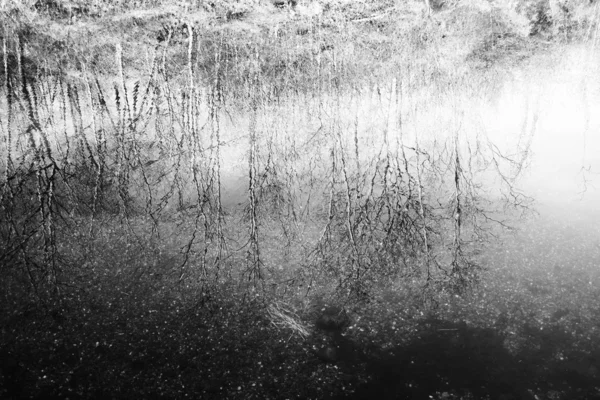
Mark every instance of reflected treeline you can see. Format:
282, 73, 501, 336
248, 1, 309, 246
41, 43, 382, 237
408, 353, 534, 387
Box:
0, 30, 534, 304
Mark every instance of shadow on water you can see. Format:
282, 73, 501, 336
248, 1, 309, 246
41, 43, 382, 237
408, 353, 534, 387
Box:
331, 317, 600, 400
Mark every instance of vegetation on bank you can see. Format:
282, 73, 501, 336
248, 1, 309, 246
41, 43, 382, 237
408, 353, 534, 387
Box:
1, 0, 600, 399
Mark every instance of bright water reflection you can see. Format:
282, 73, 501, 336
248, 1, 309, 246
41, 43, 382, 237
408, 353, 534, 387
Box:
487, 45, 600, 278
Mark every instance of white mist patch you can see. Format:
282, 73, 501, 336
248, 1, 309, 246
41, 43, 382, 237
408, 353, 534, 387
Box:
473, 44, 600, 282
481, 45, 600, 208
